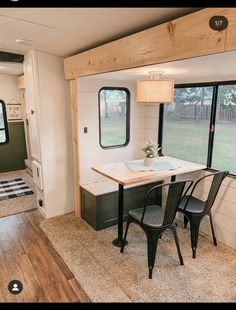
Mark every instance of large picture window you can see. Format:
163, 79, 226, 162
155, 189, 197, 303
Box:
162, 86, 213, 164
159, 81, 236, 176
99, 87, 130, 149
0, 100, 9, 145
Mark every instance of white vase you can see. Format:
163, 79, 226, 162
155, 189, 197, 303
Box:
144, 157, 156, 167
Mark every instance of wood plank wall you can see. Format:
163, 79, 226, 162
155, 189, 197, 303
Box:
69, 80, 80, 217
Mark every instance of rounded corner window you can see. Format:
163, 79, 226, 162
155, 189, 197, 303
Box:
98, 87, 130, 149
0, 100, 9, 145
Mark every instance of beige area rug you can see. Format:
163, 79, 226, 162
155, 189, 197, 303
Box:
0, 170, 37, 218
40, 213, 236, 302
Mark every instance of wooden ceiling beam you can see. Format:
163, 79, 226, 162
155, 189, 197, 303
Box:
64, 8, 236, 80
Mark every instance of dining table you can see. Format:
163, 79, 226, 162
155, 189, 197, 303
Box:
91, 156, 206, 247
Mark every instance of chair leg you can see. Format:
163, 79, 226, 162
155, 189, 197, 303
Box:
120, 218, 130, 253
189, 217, 201, 258
184, 215, 188, 228
209, 211, 217, 246
172, 226, 184, 265
146, 232, 159, 279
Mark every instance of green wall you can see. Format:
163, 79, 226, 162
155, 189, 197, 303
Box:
0, 122, 27, 172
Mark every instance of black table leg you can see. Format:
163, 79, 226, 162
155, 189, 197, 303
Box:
112, 183, 128, 247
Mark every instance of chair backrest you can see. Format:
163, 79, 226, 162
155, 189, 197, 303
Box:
141, 179, 193, 226
187, 170, 229, 213
205, 171, 229, 212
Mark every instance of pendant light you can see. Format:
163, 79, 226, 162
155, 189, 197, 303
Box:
137, 71, 174, 104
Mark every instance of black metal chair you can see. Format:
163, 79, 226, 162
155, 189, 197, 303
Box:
120, 179, 193, 279
177, 170, 229, 259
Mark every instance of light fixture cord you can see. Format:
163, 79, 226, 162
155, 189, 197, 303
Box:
149, 71, 163, 80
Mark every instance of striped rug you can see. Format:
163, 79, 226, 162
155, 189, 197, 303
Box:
0, 178, 34, 201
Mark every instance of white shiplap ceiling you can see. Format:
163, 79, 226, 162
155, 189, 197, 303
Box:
0, 8, 200, 57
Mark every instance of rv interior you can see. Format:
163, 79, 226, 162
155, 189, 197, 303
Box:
0, 7, 236, 302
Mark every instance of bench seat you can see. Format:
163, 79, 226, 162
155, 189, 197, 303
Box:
80, 178, 162, 230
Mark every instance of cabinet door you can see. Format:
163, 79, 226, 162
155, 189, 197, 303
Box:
23, 56, 41, 162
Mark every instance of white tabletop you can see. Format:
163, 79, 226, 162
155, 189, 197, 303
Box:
91, 156, 206, 186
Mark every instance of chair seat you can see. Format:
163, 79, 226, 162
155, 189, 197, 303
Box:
129, 205, 164, 228
178, 196, 206, 214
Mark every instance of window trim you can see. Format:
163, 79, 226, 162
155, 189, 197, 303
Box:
158, 80, 236, 178
0, 99, 9, 145
98, 86, 130, 149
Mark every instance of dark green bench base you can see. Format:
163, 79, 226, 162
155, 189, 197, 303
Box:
81, 181, 162, 231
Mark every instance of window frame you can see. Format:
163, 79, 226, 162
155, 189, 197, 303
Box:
98, 86, 130, 149
158, 80, 236, 178
0, 99, 9, 145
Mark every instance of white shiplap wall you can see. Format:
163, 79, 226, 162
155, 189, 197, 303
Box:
77, 77, 146, 183
0, 74, 22, 104
144, 104, 159, 143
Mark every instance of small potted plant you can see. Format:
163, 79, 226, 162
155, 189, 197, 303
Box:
142, 140, 161, 167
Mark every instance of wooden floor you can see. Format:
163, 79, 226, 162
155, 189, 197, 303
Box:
0, 210, 91, 302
